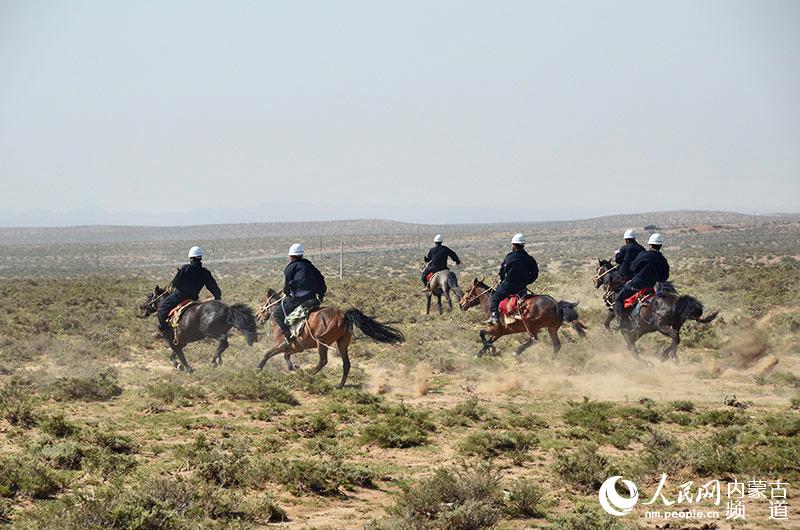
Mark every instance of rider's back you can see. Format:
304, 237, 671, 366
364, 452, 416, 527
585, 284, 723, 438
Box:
425, 245, 459, 270
284, 259, 327, 298
616, 241, 645, 277
629, 250, 669, 289
172, 261, 220, 300
501, 249, 539, 288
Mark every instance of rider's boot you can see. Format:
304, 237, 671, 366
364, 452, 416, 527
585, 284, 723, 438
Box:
485, 311, 500, 325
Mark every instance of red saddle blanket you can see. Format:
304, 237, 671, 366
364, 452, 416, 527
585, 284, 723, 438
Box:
624, 288, 655, 310
499, 295, 521, 316
426, 271, 435, 283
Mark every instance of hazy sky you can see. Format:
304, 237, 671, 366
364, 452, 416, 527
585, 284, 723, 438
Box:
1, 1, 798, 225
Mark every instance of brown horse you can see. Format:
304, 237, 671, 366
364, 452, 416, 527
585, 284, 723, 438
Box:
425, 270, 464, 315
255, 289, 404, 388
620, 288, 718, 364
594, 258, 625, 328
139, 285, 258, 372
459, 278, 587, 356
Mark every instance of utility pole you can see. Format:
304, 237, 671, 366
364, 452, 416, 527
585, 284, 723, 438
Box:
339, 240, 344, 280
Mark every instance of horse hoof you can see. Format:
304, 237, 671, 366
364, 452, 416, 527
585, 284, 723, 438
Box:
335, 384, 344, 390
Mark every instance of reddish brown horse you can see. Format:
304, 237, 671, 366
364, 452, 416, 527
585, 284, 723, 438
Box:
459, 278, 587, 356
256, 289, 404, 388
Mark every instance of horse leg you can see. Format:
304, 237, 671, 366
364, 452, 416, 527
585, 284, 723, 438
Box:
604, 309, 614, 329
425, 294, 431, 315
478, 330, 497, 357
313, 344, 328, 375
172, 345, 194, 374
514, 336, 536, 356
437, 294, 443, 315
336, 338, 350, 389
284, 351, 296, 371
445, 288, 453, 311
625, 329, 653, 366
656, 325, 680, 363
258, 342, 290, 370
548, 326, 562, 357
212, 335, 229, 367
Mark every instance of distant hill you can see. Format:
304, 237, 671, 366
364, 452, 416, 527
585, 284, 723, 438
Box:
0, 210, 790, 246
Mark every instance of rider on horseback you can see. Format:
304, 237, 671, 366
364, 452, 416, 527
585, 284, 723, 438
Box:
274, 243, 327, 344
487, 234, 538, 325
421, 234, 461, 288
613, 233, 670, 331
157, 246, 222, 333
615, 229, 645, 280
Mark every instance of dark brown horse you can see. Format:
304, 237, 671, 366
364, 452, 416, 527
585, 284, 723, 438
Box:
425, 270, 464, 315
255, 289, 404, 388
620, 288, 718, 364
459, 278, 587, 356
594, 258, 625, 328
139, 285, 258, 372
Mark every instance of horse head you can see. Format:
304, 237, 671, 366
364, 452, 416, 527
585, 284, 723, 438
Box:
256, 288, 281, 325
139, 285, 167, 317
459, 277, 490, 311
594, 258, 614, 289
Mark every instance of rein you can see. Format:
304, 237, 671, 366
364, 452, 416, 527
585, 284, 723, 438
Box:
594, 265, 618, 282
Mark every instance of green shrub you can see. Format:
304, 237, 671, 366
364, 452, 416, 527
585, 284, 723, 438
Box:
563, 399, 614, 434
505, 479, 548, 518
47, 368, 122, 402
39, 414, 80, 438
459, 430, 536, 459
442, 398, 490, 427
670, 400, 695, 412
0, 379, 40, 428
290, 413, 335, 438
371, 464, 502, 530
245, 457, 376, 496
145, 379, 206, 405
554, 444, 614, 494
695, 409, 747, 427
0, 455, 63, 499
361, 404, 434, 448
221, 373, 299, 404
39, 441, 84, 470
554, 505, 630, 530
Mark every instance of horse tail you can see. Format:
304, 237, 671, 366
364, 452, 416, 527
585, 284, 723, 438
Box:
675, 295, 719, 324
227, 303, 258, 346
344, 309, 405, 344
557, 300, 588, 339
447, 271, 464, 301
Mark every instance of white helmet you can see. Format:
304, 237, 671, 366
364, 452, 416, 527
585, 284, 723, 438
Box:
288, 243, 305, 256
648, 233, 665, 246
187, 246, 204, 258
624, 229, 637, 240
511, 233, 526, 245
433, 234, 444, 243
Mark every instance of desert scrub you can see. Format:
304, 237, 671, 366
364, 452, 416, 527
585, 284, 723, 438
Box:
243, 457, 376, 496
505, 478, 548, 518
180, 435, 249, 488
361, 403, 434, 448
46, 368, 122, 402
441, 397, 492, 427
554, 505, 630, 530
0, 455, 63, 499
217, 371, 299, 404
694, 408, 747, 427
0, 379, 40, 428
15, 475, 287, 528
554, 443, 615, 494
289, 412, 336, 438
145, 378, 206, 405
39, 414, 80, 438
367, 464, 502, 530
458, 429, 537, 460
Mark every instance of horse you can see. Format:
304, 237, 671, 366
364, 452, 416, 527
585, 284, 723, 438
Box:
139, 285, 258, 372
594, 258, 626, 328
619, 287, 718, 364
459, 278, 587, 357
255, 289, 404, 388
425, 270, 464, 315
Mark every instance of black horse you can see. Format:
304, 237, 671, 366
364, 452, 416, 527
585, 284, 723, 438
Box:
139, 285, 258, 372
619, 286, 718, 364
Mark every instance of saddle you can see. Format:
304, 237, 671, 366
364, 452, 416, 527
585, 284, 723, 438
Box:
167, 299, 202, 344
623, 288, 655, 310
426, 271, 435, 283
499, 294, 532, 325
167, 299, 200, 328
286, 299, 321, 337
